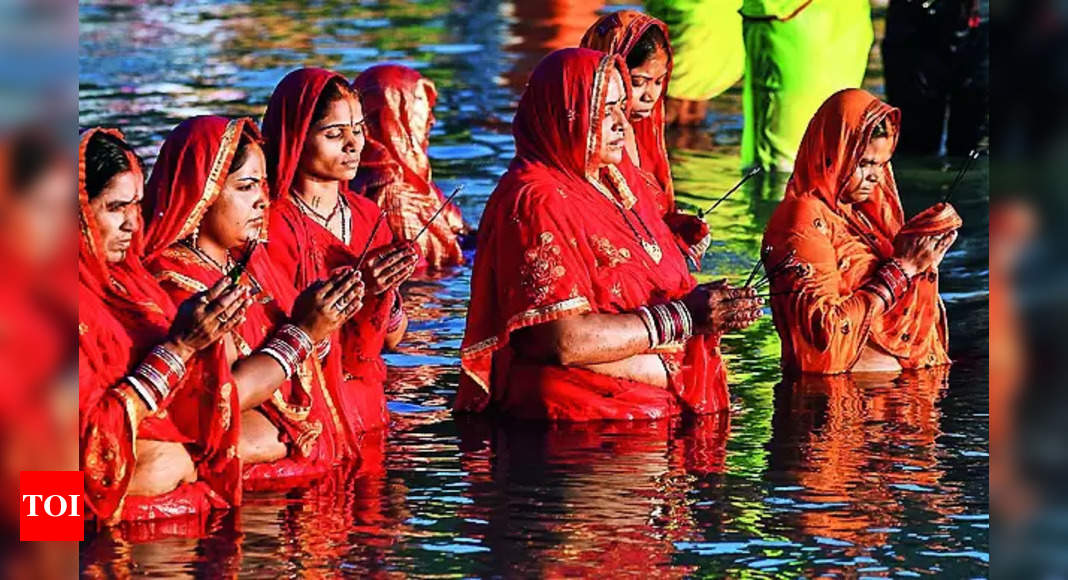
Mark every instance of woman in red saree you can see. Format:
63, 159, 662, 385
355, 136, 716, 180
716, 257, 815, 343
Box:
79, 128, 249, 525
580, 10, 711, 266
761, 89, 958, 375
350, 64, 466, 270
264, 68, 419, 434
456, 48, 763, 421
142, 116, 366, 488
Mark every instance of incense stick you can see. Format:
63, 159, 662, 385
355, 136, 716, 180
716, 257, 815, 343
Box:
354, 211, 386, 270
698, 166, 763, 218
413, 184, 465, 243
752, 248, 796, 289
942, 148, 984, 203
227, 239, 258, 285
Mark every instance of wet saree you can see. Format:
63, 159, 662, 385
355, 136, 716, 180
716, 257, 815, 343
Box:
457, 49, 729, 421
350, 64, 464, 270
263, 68, 393, 434
761, 89, 951, 374
141, 116, 352, 487
78, 128, 239, 525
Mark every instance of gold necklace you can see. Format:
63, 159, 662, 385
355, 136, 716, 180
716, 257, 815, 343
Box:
588, 169, 662, 264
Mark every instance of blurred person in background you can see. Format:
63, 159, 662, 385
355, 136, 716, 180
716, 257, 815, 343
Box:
580, 10, 712, 267
643, 0, 745, 127
883, 0, 989, 157
350, 65, 468, 271
741, 0, 873, 185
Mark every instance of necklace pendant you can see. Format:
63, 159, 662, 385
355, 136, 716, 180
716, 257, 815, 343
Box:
642, 240, 663, 264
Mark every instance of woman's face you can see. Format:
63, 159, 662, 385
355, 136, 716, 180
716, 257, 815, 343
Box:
299, 94, 365, 182
841, 136, 893, 205
628, 48, 668, 120
407, 82, 433, 146
89, 169, 143, 263
595, 68, 628, 168
201, 142, 268, 251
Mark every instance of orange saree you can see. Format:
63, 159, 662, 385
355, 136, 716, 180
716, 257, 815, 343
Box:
761, 89, 951, 374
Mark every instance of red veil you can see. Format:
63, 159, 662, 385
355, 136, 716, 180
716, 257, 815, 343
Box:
457, 49, 729, 421
78, 128, 238, 525
580, 10, 674, 212
762, 89, 950, 374
262, 67, 393, 434
141, 116, 354, 485
350, 64, 464, 269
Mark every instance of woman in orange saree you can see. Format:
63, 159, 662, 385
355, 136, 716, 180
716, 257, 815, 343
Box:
761, 89, 958, 375
79, 128, 249, 526
580, 10, 711, 267
456, 48, 763, 421
350, 64, 466, 270
142, 116, 366, 489
263, 68, 419, 434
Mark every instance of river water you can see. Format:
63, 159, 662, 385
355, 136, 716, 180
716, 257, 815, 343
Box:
79, 1, 988, 577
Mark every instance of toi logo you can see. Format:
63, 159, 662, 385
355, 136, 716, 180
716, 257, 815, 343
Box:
19, 471, 84, 541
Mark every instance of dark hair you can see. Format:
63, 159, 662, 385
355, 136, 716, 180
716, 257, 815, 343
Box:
228, 128, 262, 174
84, 131, 143, 200
309, 77, 358, 128
626, 25, 670, 70
10, 129, 61, 195
867, 118, 892, 139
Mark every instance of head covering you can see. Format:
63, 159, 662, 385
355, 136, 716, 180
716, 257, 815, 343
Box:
762, 89, 951, 374
78, 128, 240, 522
143, 116, 263, 260
351, 64, 438, 195
262, 67, 352, 201
581, 10, 675, 207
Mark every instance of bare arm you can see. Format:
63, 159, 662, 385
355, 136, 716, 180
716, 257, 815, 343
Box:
511, 312, 650, 367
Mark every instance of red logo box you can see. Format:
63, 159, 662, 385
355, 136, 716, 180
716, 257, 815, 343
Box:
19, 471, 84, 541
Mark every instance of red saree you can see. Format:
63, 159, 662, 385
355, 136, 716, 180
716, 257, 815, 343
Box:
457, 48, 729, 421
78, 128, 239, 526
350, 64, 464, 270
263, 67, 393, 434
761, 89, 951, 374
141, 116, 353, 488
580, 10, 675, 212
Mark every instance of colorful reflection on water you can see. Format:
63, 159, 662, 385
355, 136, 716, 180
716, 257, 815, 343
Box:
79, 1, 988, 576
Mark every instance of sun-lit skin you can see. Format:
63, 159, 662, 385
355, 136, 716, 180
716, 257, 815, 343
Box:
841, 136, 893, 205
596, 68, 628, 168
628, 48, 668, 121
197, 142, 269, 263
89, 169, 143, 263
407, 82, 433, 147
298, 95, 365, 185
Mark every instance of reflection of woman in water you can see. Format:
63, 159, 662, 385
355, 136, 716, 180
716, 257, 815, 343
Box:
762, 90, 957, 375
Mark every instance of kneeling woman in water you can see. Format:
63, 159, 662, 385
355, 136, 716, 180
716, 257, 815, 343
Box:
457, 48, 763, 421
762, 89, 958, 375
79, 128, 249, 524
142, 116, 365, 486
350, 64, 467, 270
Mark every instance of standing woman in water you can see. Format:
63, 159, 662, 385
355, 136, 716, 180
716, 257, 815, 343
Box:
456, 49, 763, 421
142, 116, 366, 487
79, 128, 249, 525
263, 68, 419, 435
351, 64, 467, 270
580, 11, 711, 267
762, 89, 957, 375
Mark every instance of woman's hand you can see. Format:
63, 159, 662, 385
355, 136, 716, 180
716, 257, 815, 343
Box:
362, 242, 419, 295
683, 280, 764, 335
292, 268, 365, 342
893, 230, 958, 277
168, 277, 252, 361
